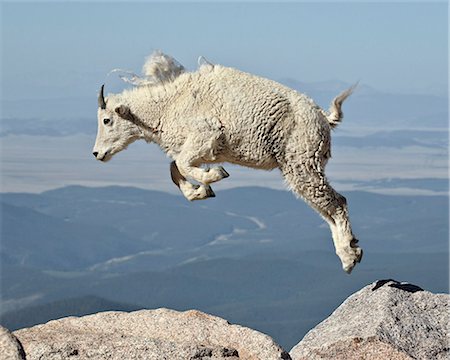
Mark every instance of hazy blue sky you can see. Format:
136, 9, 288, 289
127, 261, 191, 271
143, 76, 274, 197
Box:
1, 1, 447, 102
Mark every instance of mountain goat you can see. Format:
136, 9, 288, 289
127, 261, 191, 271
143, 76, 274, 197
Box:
93, 52, 362, 273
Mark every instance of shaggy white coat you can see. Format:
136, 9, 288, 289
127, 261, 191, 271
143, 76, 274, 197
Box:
93, 53, 362, 273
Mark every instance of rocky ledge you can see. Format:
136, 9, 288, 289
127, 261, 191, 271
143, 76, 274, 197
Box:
290, 279, 449, 360
1, 280, 448, 360
5, 308, 289, 360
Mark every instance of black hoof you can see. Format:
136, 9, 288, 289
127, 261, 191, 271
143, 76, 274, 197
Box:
350, 238, 359, 247
218, 166, 230, 179
205, 185, 216, 198
357, 249, 363, 263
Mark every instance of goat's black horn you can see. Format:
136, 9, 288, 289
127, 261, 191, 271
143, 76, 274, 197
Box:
98, 84, 106, 109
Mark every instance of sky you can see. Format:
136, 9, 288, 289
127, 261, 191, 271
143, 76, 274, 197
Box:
0, 1, 448, 194
0, 3, 447, 332
1, 1, 448, 103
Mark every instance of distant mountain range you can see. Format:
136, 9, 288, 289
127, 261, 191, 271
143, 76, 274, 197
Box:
1, 186, 448, 273
0, 185, 448, 349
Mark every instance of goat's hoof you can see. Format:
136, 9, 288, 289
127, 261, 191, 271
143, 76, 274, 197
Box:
205, 185, 216, 198
356, 248, 363, 263
341, 246, 363, 274
205, 166, 229, 183
191, 185, 215, 200
217, 166, 230, 179
343, 264, 354, 274
183, 184, 215, 201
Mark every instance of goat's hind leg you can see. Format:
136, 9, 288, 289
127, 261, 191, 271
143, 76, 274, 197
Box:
282, 165, 362, 273
170, 161, 215, 201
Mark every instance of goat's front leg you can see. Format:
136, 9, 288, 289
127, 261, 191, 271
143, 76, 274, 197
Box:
176, 156, 229, 185
174, 136, 230, 185
170, 161, 215, 201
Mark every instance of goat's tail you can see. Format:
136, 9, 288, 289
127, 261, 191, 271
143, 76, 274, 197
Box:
326, 83, 358, 128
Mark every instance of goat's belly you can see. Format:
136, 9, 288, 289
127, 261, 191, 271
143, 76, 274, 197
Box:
230, 157, 278, 170
218, 146, 279, 170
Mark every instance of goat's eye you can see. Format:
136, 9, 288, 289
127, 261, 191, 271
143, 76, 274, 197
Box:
103, 118, 111, 125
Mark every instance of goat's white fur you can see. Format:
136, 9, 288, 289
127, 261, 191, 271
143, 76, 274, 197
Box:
93, 52, 362, 273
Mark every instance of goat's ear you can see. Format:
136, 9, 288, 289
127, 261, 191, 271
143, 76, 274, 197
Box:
115, 105, 133, 121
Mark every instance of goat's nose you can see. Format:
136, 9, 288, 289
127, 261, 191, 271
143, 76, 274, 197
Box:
93, 152, 99, 158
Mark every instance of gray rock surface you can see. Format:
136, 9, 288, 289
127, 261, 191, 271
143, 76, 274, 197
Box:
290, 279, 450, 360
0, 325, 26, 360
13, 308, 290, 360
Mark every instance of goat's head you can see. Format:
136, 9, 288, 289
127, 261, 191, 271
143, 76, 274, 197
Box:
92, 85, 141, 162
